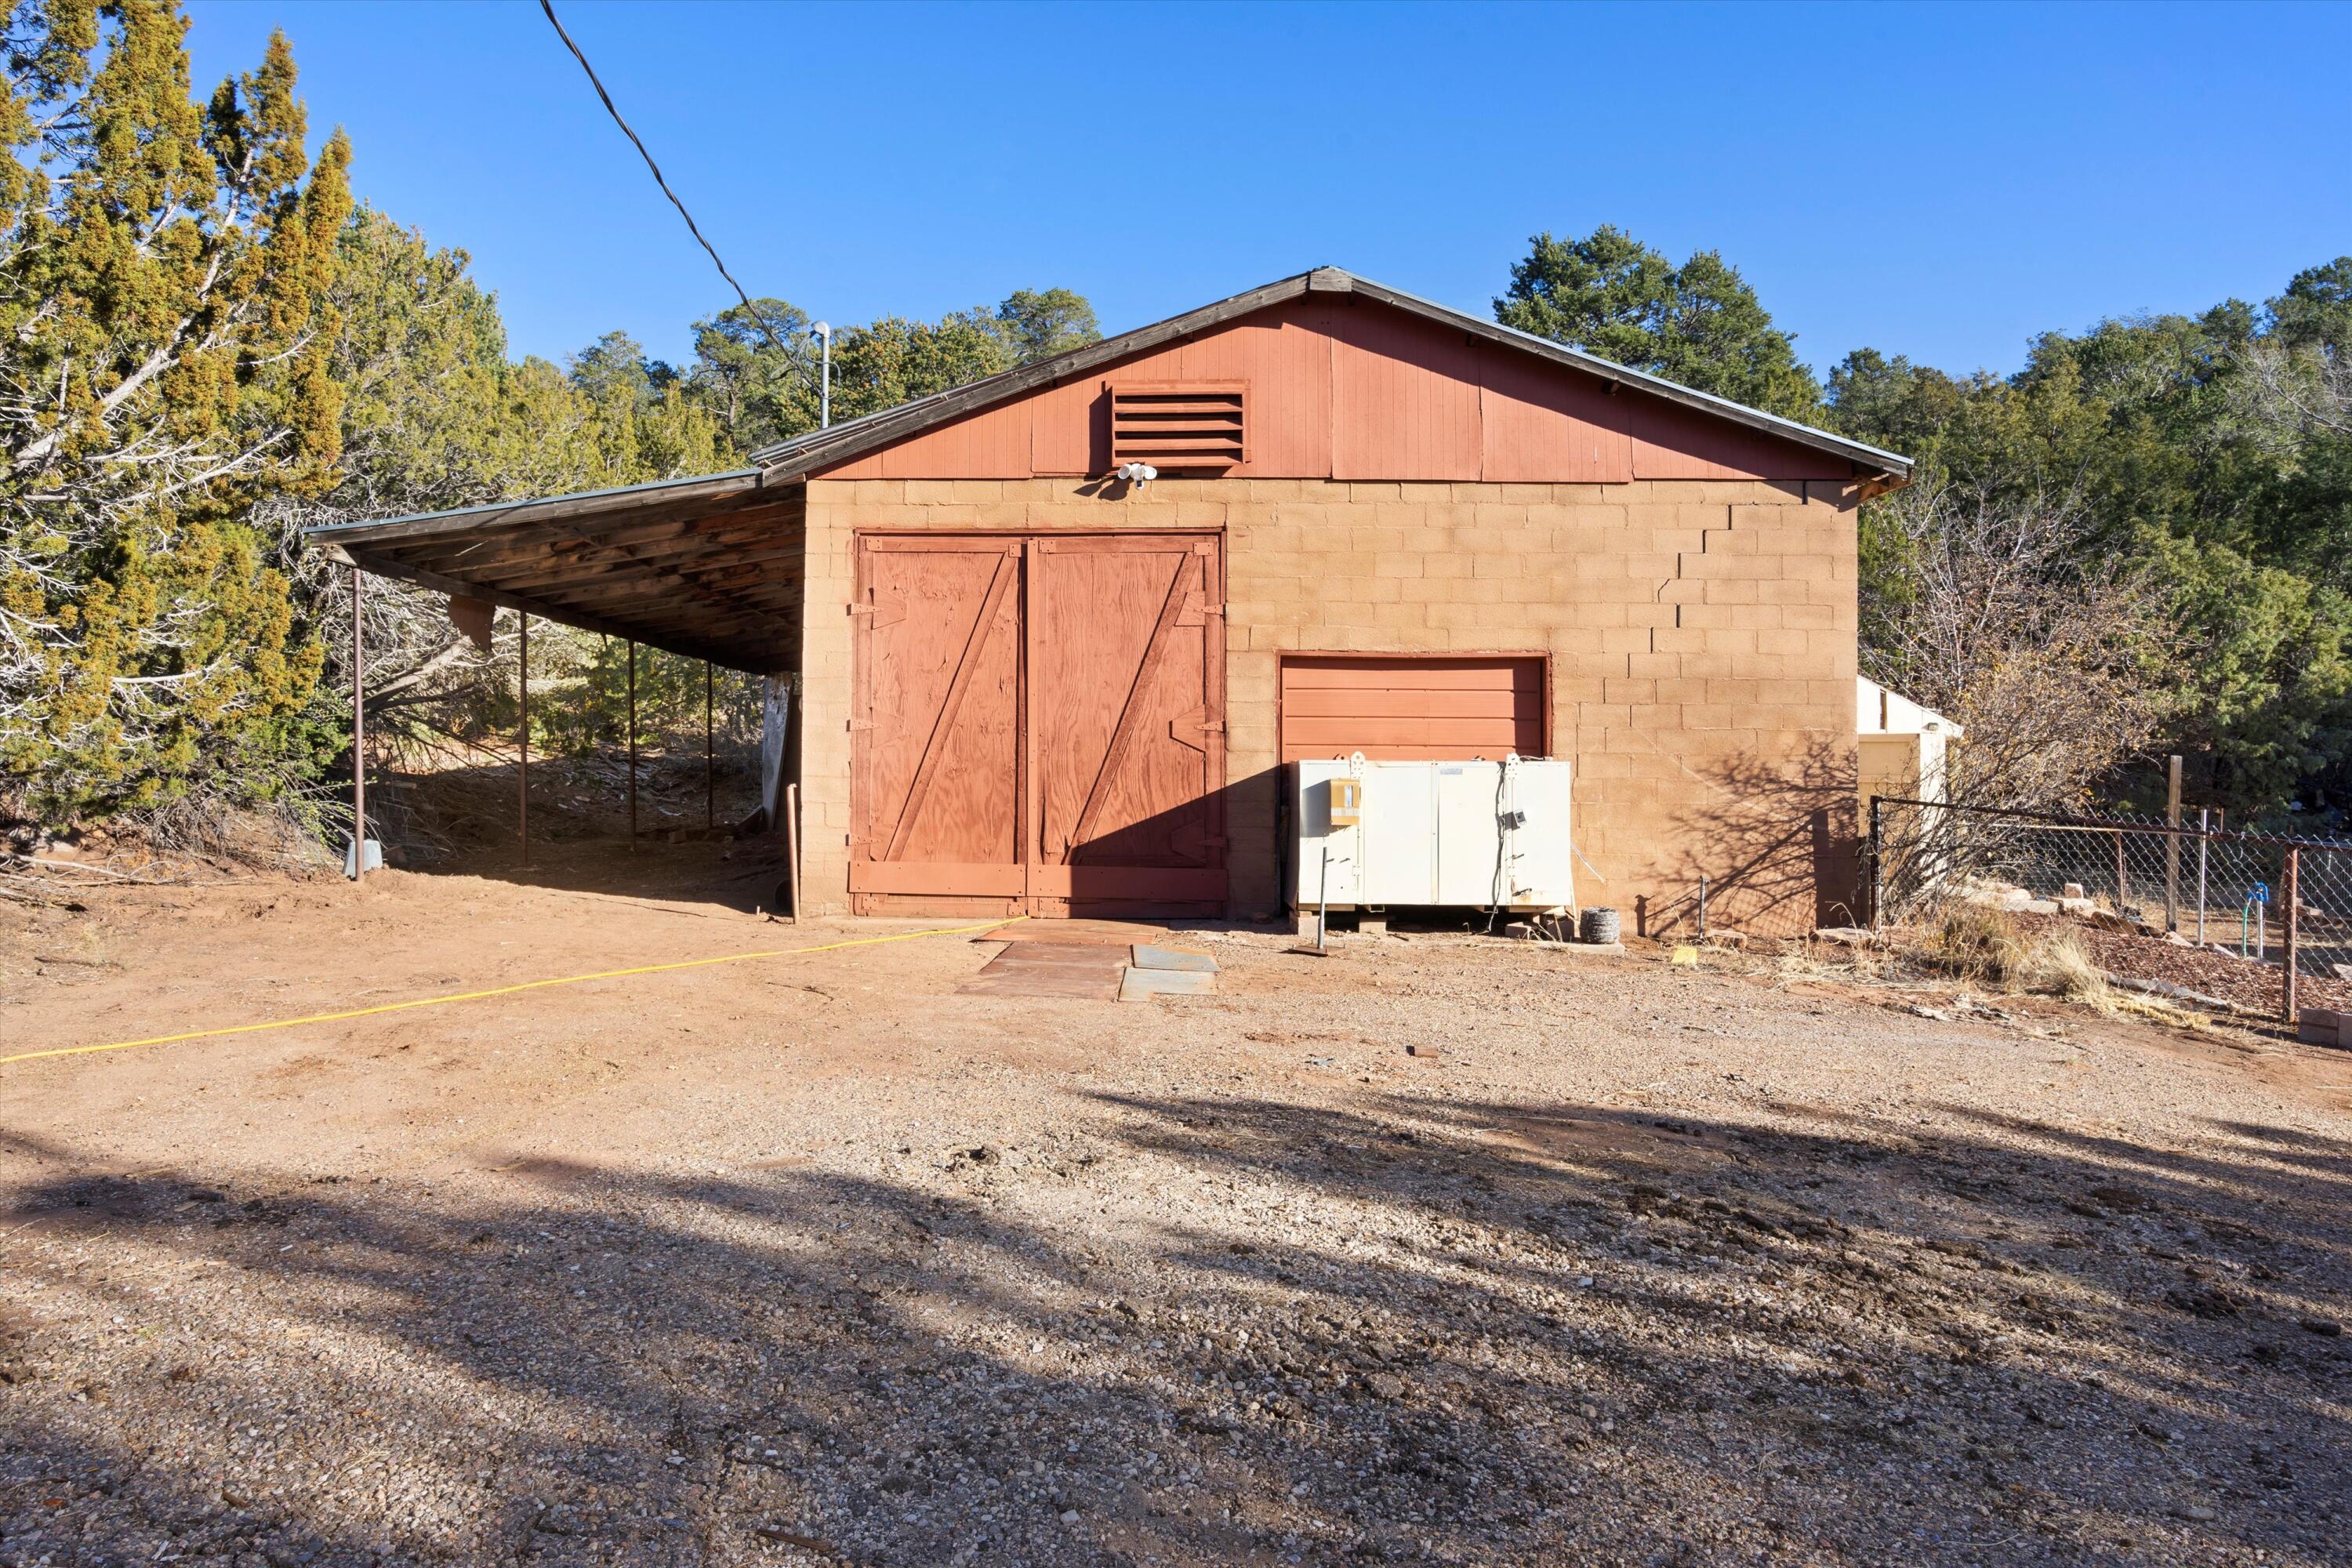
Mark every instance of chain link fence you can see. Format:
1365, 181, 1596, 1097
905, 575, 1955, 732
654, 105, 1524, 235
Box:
1866, 797, 2352, 1024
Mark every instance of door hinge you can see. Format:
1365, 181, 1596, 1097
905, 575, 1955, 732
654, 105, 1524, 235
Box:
1178, 595, 1225, 628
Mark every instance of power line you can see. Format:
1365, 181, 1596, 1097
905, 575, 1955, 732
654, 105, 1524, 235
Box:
536, 0, 800, 365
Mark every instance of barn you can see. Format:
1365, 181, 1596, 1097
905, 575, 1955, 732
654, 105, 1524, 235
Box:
310, 267, 1911, 934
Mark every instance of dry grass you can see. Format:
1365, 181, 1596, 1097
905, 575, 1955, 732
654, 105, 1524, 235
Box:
1932, 903, 2032, 985
2017, 928, 2118, 1014
1919, 903, 2118, 1014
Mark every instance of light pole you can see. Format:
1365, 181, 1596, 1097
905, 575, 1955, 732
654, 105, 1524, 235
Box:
810, 320, 833, 429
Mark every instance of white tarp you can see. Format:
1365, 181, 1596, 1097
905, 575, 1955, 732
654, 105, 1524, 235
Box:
760, 676, 792, 827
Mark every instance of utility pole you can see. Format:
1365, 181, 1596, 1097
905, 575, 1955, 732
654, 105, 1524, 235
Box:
811, 321, 833, 429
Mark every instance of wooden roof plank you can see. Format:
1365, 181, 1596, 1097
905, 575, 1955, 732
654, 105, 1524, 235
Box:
318, 541, 787, 672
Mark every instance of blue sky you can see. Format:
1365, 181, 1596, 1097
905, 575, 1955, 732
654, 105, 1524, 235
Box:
184, 0, 2350, 381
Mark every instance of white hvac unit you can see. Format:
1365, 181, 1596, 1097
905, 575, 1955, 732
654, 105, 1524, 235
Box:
1290, 754, 1574, 913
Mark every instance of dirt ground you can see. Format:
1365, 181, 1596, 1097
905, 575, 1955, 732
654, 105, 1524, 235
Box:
2, 832, 2349, 1567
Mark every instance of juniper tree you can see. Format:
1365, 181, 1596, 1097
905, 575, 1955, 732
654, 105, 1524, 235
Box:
0, 1, 350, 825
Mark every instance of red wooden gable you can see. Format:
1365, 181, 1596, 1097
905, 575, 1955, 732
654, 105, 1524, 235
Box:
817, 294, 1848, 485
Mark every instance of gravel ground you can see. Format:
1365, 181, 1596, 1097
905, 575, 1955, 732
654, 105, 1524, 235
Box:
2, 847, 2348, 1566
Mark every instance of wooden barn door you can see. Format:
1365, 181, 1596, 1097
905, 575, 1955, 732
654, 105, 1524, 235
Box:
849, 536, 1025, 911
1025, 535, 1226, 916
849, 532, 1225, 916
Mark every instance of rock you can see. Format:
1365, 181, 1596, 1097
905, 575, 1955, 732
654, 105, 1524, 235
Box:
1365, 1372, 1405, 1399
1059, 1510, 1080, 1523
2165, 1285, 2239, 1320
2297, 1317, 2343, 1337
754, 1526, 836, 1551
2056, 897, 2097, 917
2333, 963, 2352, 983
2062, 883, 2085, 900
1405, 1044, 1439, 1060
2174, 1504, 2218, 1523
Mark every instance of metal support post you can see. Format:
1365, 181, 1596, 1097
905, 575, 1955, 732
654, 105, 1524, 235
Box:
1868, 795, 1885, 931
1697, 875, 1708, 940
2194, 807, 2209, 947
518, 615, 530, 867
704, 660, 715, 830
2283, 849, 2299, 1025
626, 640, 638, 851
351, 566, 365, 884
2165, 754, 2182, 931
2114, 831, 2128, 913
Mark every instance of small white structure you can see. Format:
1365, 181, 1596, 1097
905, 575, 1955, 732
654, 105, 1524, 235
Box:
1858, 675, 1961, 811
1291, 754, 1574, 913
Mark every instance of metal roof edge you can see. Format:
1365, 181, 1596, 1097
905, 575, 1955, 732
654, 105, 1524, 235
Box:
300, 468, 766, 546
751, 267, 1911, 482
1339, 274, 1914, 477
747, 272, 1319, 474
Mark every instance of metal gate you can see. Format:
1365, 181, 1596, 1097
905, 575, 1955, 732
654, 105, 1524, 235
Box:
850, 532, 1225, 916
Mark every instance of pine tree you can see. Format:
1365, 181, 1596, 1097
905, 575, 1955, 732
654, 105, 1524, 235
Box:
1496, 226, 1822, 420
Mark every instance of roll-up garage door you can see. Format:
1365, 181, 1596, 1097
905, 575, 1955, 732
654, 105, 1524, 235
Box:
1279, 655, 1547, 763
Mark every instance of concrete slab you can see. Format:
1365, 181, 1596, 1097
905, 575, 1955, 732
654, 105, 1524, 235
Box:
2299, 1008, 2347, 1048
1119, 967, 1218, 1001
1131, 945, 1218, 973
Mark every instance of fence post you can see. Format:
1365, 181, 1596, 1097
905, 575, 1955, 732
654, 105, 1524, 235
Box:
1868, 795, 1885, 931
2283, 849, 2299, 1025
2165, 755, 2181, 931
2194, 807, 2209, 948
1697, 875, 1708, 940
2114, 831, 2128, 913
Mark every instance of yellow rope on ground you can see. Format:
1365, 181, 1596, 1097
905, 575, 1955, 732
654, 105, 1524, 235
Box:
0, 916, 1028, 1070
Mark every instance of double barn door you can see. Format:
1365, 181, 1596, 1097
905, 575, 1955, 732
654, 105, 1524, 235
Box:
849, 532, 1226, 916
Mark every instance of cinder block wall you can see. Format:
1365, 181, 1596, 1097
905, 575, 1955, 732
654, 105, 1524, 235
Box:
798, 476, 1861, 935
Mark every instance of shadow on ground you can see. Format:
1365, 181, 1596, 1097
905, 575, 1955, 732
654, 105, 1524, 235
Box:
2, 1087, 2346, 1566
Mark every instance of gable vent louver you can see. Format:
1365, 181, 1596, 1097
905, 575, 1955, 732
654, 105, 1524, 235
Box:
1109, 381, 1247, 470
